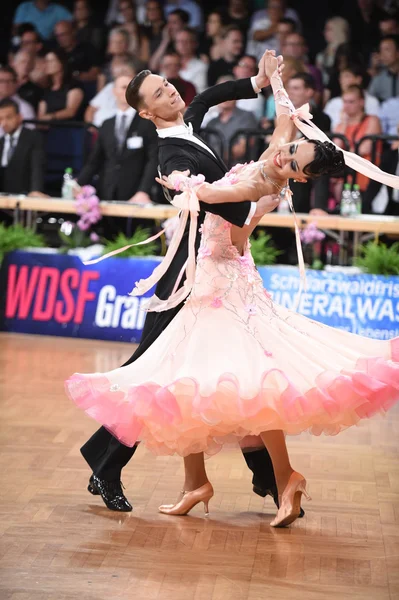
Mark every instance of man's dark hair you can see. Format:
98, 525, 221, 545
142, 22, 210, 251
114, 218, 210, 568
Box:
304, 140, 345, 179
0, 65, 17, 82
168, 8, 189, 24
125, 69, 151, 110
290, 71, 316, 90
17, 23, 41, 41
221, 25, 242, 39
380, 34, 399, 49
0, 98, 20, 114
278, 17, 297, 31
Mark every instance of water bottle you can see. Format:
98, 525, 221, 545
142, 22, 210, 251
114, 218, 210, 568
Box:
62, 167, 75, 199
351, 184, 362, 215
340, 183, 352, 217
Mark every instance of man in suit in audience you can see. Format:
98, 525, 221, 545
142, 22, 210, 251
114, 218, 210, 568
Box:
0, 98, 45, 198
77, 74, 158, 237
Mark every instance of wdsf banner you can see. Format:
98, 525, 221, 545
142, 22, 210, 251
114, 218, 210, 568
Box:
0, 252, 398, 342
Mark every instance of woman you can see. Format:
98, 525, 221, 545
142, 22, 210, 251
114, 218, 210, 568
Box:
140, 0, 165, 57
38, 49, 84, 121
324, 42, 366, 103
199, 11, 224, 63
73, 0, 106, 56
335, 84, 382, 192
98, 28, 132, 91
66, 52, 399, 527
118, 0, 150, 63
316, 17, 350, 86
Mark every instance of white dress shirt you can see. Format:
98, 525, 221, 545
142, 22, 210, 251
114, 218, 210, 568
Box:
1, 126, 23, 167
179, 58, 208, 94
89, 82, 118, 127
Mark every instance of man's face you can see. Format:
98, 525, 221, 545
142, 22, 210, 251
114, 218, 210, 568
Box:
233, 56, 256, 79
108, 32, 129, 55
224, 30, 243, 57
283, 34, 306, 59
113, 75, 132, 109
287, 78, 313, 108
74, 0, 90, 22
277, 22, 294, 44
379, 39, 399, 68
161, 55, 181, 80
13, 52, 34, 79
379, 19, 399, 36
175, 31, 196, 58
0, 106, 22, 134
167, 14, 184, 38
119, 0, 135, 23
146, 1, 162, 22
339, 70, 361, 92
55, 22, 74, 49
20, 32, 41, 54
139, 73, 185, 121
0, 72, 17, 100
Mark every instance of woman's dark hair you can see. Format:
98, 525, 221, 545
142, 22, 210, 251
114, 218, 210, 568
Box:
125, 69, 151, 109
303, 140, 345, 179
45, 47, 72, 86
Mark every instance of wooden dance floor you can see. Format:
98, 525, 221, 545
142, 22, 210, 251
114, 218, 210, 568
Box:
0, 333, 398, 600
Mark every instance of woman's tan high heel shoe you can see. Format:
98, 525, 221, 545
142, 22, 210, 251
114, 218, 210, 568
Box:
158, 482, 214, 516
270, 471, 311, 528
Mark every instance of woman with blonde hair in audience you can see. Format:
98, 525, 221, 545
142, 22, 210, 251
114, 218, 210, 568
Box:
316, 17, 350, 86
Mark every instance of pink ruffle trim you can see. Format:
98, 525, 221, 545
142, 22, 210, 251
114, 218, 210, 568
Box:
65, 338, 399, 457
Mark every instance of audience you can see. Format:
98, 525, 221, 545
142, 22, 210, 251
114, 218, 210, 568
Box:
163, 0, 203, 30
117, 0, 150, 61
247, 0, 301, 61
149, 8, 189, 72
38, 49, 84, 121
233, 55, 265, 119
140, 0, 165, 56
73, 0, 106, 57
12, 49, 44, 112
160, 52, 196, 106
200, 11, 224, 63
282, 33, 324, 100
208, 26, 243, 87
222, 0, 251, 38
0, 66, 35, 137
316, 17, 350, 86
0, 98, 45, 196
175, 28, 207, 93
54, 20, 100, 83
368, 35, 399, 102
13, 0, 72, 41
98, 28, 133, 90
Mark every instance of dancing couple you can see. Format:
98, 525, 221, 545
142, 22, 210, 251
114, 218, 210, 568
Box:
67, 51, 399, 528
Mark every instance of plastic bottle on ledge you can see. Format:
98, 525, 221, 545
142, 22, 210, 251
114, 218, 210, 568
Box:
62, 167, 75, 199
351, 184, 362, 215
340, 183, 352, 217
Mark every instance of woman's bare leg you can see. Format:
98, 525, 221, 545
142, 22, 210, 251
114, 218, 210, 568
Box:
259, 430, 294, 496
183, 452, 209, 491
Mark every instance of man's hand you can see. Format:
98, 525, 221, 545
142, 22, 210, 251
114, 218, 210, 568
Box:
254, 193, 280, 217
128, 191, 153, 205
255, 51, 270, 90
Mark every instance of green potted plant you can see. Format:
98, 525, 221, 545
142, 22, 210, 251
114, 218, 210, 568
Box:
0, 223, 45, 266
250, 230, 281, 266
355, 241, 399, 276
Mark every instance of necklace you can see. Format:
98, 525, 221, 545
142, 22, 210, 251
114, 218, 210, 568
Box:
260, 162, 290, 199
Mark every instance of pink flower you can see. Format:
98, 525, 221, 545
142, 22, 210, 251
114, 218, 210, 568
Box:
211, 297, 223, 308
264, 350, 273, 357
90, 232, 100, 242
198, 245, 212, 259
77, 218, 90, 231
245, 304, 257, 315
300, 222, 325, 244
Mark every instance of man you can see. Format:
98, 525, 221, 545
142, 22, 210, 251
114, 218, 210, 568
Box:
0, 98, 45, 196
207, 76, 259, 165
0, 66, 35, 138
282, 33, 323, 98
12, 49, 44, 112
84, 59, 136, 127
208, 25, 244, 88
163, 0, 203, 30
149, 9, 190, 73
80, 53, 298, 517
325, 65, 380, 130
54, 20, 100, 83
174, 28, 208, 94
233, 54, 265, 118
276, 17, 297, 48
78, 74, 157, 215
160, 52, 197, 106
368, 35, 399, 102
13, 0, 72, 41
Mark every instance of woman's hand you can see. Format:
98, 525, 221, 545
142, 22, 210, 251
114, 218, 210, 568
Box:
155, 170, 191, 190
264, 49, 283, 80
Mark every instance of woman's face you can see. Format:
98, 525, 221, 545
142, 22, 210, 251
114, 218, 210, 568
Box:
206, 13, 222, 37
324, 21, 334, 44
270, 140, 316, 182
45, 52, 63, 76
74, 0, 90, 22
108, 32, 129, 55
119, 1, 135, 23
146, 1, 162, 23
342, 91, 364, 117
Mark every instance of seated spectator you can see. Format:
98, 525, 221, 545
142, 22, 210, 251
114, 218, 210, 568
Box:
73, 0, 106, 57
163, 0, 203, 30
149, 8, 189, 72
117, 0, 150, 62
316, 17, 350, 86
140, 0, 166, 56
85, 59, 136, 127
222, 0, 251, 38
0, 66, 35, 137
378, 12, 399, 37
199, 11, 224, 63
0, 98, 45, 196
12, 49, 44, 112
105, 0, 147, 26
54, 20, 100, 83
207, 25, 243, 88
247, 0, 301, 62
38, 49, 84, 121
206, 77, 258, 165
324, 42, 366, 102
13, 0, 72, 41
368, 35, 399, 102
160, 52, 196, 106
379, 96, 399, 136
15, 24, 47, 88
78, 74, 158, 236
233, 55, 265, 120
98, 28, 134, 90
175, 28, 207, 93
276, 17, 296, 49
262, 56, 304, 128
335, 85, 382, 193
324, 64, 380, 130
282, 33, 323, 101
